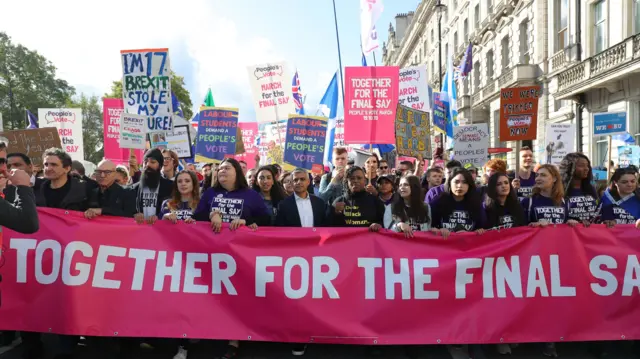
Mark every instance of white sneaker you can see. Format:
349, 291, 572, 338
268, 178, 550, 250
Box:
173, 346, 188, 359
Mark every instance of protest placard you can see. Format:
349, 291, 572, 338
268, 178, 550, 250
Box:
499, 86, 541, 142
195, 107, 238, 162
593, 112, 627, 137
398, 66, 430, 112
102, 98, 144, 165
545, 123, 575, 165
0, 128, 61, 166
344, 66, 399, 144
121, 48, 173, 132
618, 145, 640, 168
37, 108, 84, 161
453, 124, 489, 167
432, 92, 448, 134
235, 122, 259, 168
247, 62, 295, 124
284, 115, 327, 170
150, 125, 192, 159
395, 104, 431, 159
258, 120, 290, 168
119, 114, 147, 149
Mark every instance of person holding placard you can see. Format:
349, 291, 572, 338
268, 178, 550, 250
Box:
364, 153, 380, 195
601, 167, 640, 227
128, 148, 173, 224
510, 146, 536, 198
318, 147, 348, 204
559, 153, 599, 225
161, 149, 179, 181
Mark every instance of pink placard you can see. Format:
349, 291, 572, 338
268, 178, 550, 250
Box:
103, 98, 143, 166
344, 66, 399, 145
234, 122, 259, 169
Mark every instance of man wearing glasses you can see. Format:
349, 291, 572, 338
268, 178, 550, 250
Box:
84, 159, 135, 219
378, 159, 390, 176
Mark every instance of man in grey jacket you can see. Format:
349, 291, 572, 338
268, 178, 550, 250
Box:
318, 147, 348, 204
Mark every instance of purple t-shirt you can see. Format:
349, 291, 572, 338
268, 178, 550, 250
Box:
516, 171, 536, 198
566, 188, 598, 222
160, 200, 194, 221
194, 187, 269, 223
521, 195, 567, 224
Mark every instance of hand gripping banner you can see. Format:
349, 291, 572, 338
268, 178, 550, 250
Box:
0, 209, 639, 344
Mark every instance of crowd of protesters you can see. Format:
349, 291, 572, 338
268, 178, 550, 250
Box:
1, 143, 639, 359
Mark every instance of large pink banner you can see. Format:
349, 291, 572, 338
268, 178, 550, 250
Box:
234, 122, 258, 169
1, 209, 639, 344
102, 98, 143, 165
344, 66, 399, 145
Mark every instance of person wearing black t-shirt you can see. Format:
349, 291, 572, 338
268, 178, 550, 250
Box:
483, 172, 525, 230
332, 166, 385, 231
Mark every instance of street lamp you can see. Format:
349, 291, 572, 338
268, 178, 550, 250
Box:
435, 0, 447, 155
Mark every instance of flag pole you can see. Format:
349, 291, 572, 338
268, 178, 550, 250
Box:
332, 0, 346, 107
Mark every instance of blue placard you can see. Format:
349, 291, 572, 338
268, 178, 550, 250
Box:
195, 107, 238, 161
593, 112, 627, 136
432, 92, 448, 134
283, 115, 327, 170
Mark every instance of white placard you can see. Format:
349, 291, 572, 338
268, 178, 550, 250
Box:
156, 125, 192, 158
545, 123, 576, 165
119, 113, 147, 149
247, 62, 295, 124
121, 48, 173, 132
398, 65, 431, 112
38, 108, 84, 161
453, 123, 489, 168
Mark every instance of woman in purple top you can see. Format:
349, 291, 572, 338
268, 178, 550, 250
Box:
430, 168, 486, 238
160, 171, 200, 224
483, 172, 525, 230
193, 158, 269, 232
252, 165, 286, 225
521, 164, 580, 228
559, 153, 599, 224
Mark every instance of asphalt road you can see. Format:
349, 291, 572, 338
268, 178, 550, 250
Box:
0, 336, 638, 359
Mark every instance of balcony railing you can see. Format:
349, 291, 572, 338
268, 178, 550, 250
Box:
550, 51, 567, 73
556, 34, 640, 94
469, 64, 539, 105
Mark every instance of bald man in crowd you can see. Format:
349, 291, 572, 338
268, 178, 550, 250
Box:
84, 160, 135, 219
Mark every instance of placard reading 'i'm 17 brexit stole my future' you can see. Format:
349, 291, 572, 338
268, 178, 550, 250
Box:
120, 48, 173, 132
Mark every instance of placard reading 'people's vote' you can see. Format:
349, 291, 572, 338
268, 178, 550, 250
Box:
121, 48, 173, 132
195, 107, 238, 162
284, 115, 327, 170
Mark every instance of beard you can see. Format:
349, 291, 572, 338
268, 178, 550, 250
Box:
142, 167, 161, 189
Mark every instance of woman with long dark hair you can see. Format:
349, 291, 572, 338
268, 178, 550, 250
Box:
252, 165, 286, 225
332, 166, 385, 231
430, 168, 486, 237
559, 153, 599, 224
160, 170, 200, 224
484, 172, 525, 229
390, 175, 443, 238
601, 167, 640, 227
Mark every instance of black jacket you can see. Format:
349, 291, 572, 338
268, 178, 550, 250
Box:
0, 185, 39, 233
91, 182, 136, 218
275, 193, 330, 227
35, 176, 92, 211
127, 177, 173, 218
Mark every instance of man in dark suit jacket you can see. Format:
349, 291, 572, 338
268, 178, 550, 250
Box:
127, 148, 173, 224
276, 168, 330, 227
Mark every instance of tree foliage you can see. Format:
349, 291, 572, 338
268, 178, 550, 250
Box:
104, 71, 194, 120
66, 94, 104, 164
0, 32, 75, 130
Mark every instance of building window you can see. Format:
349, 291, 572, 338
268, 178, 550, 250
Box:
487, 0, 493, 14
635, 0, 640, 34
431, 29, 435, 43
554, 99, 572, 111
519, 20, 530, 64
445, 44, 449, 60
475, 4, 480, 28
454, 32, 459, 51
594, 0, 606, 54
557, 0, 569, 51
464, 19, 469, 39
473, 62, 480, 91
487, 50, 494, 79
501, 36, 510, 70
